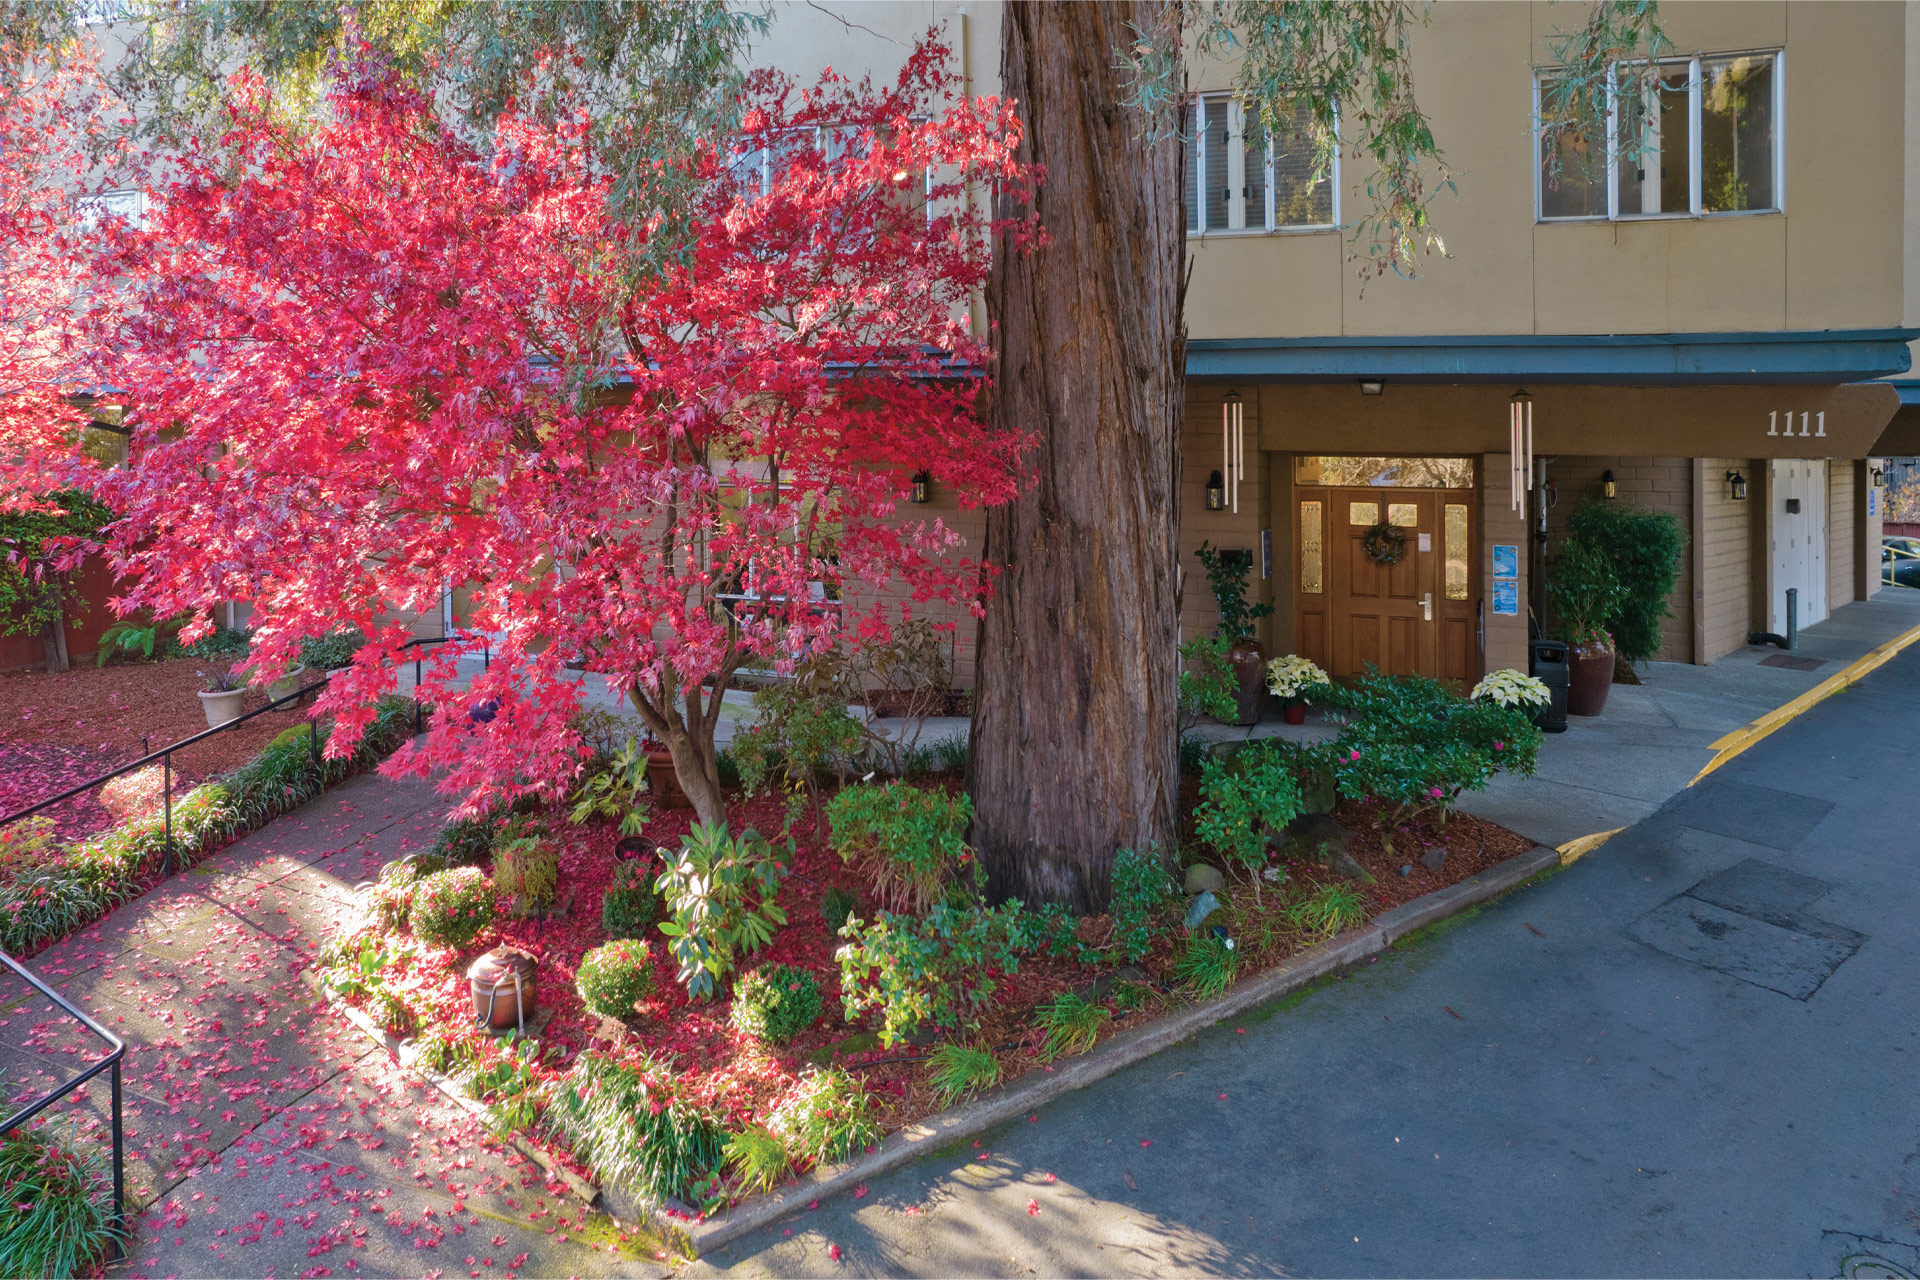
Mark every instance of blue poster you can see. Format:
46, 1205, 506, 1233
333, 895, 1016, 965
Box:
1492, 580, 1520, 616
1869, 487, 1879, 518
1491, 543, 1520, 580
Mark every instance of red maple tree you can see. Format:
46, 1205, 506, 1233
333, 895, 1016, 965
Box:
5, 40, 1035, 825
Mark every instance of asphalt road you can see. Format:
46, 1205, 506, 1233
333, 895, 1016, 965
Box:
693, 645, 1920, 1278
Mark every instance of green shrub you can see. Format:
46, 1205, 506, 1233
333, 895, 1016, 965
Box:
1325, 672, 1542, 843
653, 823, 788, 1000
299, 627, 368, 670
567, 736, 651, 836
927, 1043, 1001, 1105
1546, 534, 1624, 648
601, 857, 658, 939
820, 885, 859, 935
576, 939, 657, 1019
769, 1067, 882, 1168
825, 781, 972, 914
491, 815, 558, 910
836, 902, 1027, 1046
0, 1126, 122, 1279
730, 964, 824, 1045
1286, 882, 1368, 938
462, 1034, 554, 1137
1023, 901, 1090, 961
1195, 540, 1273, 642
172, 623, 253, 662
1034, 991, 1110, 1061
544, 1051, 727, 1205
1195, 743, 1299, 896
732, 666, 862, 799
1565, 501, 1688, 663
1109, 846, 1173, 964
411, 867, 497, 949
431, 810, 500, 867
1177, 632, 1238, 733
1174, 933, 1238, 1000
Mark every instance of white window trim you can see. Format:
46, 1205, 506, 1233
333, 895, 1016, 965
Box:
1535, 47, 1784, 225
1188, 93, 1340, 238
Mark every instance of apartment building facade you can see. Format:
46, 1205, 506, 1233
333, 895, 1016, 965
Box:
746, 0, 1914, 688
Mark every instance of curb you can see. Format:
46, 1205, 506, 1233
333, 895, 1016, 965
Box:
1691, 618, 1920, 785
681, 840, 1564, 1258
308, 842, 1562, 1260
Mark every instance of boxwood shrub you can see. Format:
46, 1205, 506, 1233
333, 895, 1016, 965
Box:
730, 964, 824, 1045
410, 867, 497, 950
576, 939, 657, 1020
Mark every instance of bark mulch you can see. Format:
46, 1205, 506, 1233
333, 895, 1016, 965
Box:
0, 657, 315, 818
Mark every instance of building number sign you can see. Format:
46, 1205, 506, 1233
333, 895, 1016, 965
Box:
1769, 411, 1826, 439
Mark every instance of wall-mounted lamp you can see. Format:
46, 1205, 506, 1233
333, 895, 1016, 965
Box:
1872, 466, 1886, 488
1601, 468, 1618, 500
1205, 469, 1227, 511
1358, 379, 1384, 396
1726, 469, 1748, 501
910, 471, 931, 504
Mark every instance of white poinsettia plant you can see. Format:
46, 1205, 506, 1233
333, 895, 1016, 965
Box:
1470, 668, 1551, 709
1265, 654, 1331, 701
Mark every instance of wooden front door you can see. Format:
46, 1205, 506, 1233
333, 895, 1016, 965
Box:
1294, 485, 1477, 684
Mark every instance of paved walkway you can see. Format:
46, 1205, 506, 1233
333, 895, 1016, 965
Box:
693, 641, 1920, 1277
0, 771, 637, 1279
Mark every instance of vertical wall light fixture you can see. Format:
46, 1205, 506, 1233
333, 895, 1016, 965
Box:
1222, 391, 1245, 515
1508, 389, 1533, 512
1601, 468, 1618, 500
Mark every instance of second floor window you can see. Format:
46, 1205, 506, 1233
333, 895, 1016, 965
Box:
1537, 51, 1780, 222
1185, 94, 1337, 236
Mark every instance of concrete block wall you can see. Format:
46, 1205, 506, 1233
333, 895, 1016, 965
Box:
1180, 387, 1273, 653
1481, 453, 1529, 675
1699, 457, 1756, 663
1544, 457, 1694, 664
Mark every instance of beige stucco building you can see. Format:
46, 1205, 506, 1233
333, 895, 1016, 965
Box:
747, 0, 1915, 690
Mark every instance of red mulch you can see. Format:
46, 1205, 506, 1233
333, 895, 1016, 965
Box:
0, 657, 314, 813
1333, 797, 1538, 911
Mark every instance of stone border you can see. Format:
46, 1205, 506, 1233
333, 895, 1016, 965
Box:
310, 841, 1563, 1260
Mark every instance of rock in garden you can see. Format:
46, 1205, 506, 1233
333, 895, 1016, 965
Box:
1273, 813, 1374, 883
1184, 863, 1226, 895
1421, 846, 1448, 871
1295, 766, 1338, 816
1399, 864, 1413, 877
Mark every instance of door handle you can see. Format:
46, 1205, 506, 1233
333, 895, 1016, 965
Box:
1422, 592, 1433, 622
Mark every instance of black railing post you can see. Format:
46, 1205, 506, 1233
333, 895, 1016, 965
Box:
110, 1058, 125, 1250
162, 752, 173, 878
310, 718, 320, 767
415, 653, 425, 734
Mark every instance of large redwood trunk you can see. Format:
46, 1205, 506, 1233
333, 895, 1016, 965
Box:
970, 0, 1187, 911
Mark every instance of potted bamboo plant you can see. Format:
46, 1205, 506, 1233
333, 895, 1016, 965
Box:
1196, 542, 1275, 726
1547, 537, 1624, 717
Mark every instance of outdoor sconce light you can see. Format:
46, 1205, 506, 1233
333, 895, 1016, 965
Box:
1358, 378, 1384, 396
1726, 469, 1748, 501
910, 471, 931, 504
1205, 469, 1227, 511
1601, 469, 1618, 500
1872, 466, 1886, 488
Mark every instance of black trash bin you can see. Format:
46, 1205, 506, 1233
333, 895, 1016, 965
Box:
1529, 638, 1570, 734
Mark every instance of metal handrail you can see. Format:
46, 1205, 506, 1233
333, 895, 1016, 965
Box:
0, 948, 126, 1256
1883, 542, 1920, 586
0, 633, 488, 875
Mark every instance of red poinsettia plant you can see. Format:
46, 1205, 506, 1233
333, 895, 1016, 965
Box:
3, 38, 1036, 826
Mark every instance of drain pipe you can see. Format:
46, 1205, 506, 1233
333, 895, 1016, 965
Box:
1747, 587, 1798, 651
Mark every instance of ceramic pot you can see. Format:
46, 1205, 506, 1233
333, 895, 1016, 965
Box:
1566, 639, 1614, 717
468, 946, 539, 1033
1283, 701, 1308, 726
1226, 639, 1265, 726
265, 664, 306, 702
645, 748, 692, 810
198, 687, 245, 729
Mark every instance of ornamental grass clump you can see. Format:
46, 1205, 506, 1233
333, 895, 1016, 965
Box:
722, 1124, 792, 1196
769, 1067, 883, 1168
545, 1051, 727, 1206
1286, 882, 1368, 938
926, 1043, 1001, 1105
410, 867, 497, 950
730, 964, 824, 1045
0, 1126, 122, 1279
1034, 991, 1110, 1061
576, 939, 657, 1020
825, 781, 973, 913
491, 815, 558, 912
1174, 933, 1238, 1000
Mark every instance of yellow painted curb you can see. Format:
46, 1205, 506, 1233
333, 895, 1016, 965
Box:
1557, 826, 1625, 866
1690, 618, 1920, 786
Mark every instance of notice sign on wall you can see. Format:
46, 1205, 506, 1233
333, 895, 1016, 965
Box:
1869, 486, 1880, 518
1491, 542, 1521, 616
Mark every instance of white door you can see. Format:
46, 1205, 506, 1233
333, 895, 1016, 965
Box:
1770, 459, 1828, 634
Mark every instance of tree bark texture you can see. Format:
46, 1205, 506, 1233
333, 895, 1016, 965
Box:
971, 0, 1187, 911
40, 609, 69, 674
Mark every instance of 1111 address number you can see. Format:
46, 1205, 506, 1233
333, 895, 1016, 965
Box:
1769, 411, 1826, 438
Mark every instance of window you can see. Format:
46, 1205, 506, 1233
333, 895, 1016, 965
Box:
1535, 51, 1781, 222
1185, 95, 1336, 235
727, 124, 929, 220
76, 188, 147, 232
1294, 456, 1474, 488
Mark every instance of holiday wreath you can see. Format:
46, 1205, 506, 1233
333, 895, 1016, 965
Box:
1362, 520, 1407, 565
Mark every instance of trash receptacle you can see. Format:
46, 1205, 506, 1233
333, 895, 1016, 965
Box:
1529, 638, 1569, 734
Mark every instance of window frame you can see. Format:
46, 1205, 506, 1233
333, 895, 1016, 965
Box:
1187, 92, 1340, 238
1533, 48, 1784, 225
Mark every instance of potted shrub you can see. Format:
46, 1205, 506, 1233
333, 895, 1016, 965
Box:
196, 665, 246, 728
1564, 501, 1688, 683
1547, 537, 1624, 717
1264, 654, 1330, 725
1196, 542, 1275, 726
642, 735, 692, 809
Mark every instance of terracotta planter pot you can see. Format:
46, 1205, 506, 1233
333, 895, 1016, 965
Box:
1226, 639, 1265, 726
467, 946, 538, 1033
645, 748, 693, 810
1282, 701, 1308, 726
1566, 640, 1615, 717
197, 687, 245, 729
